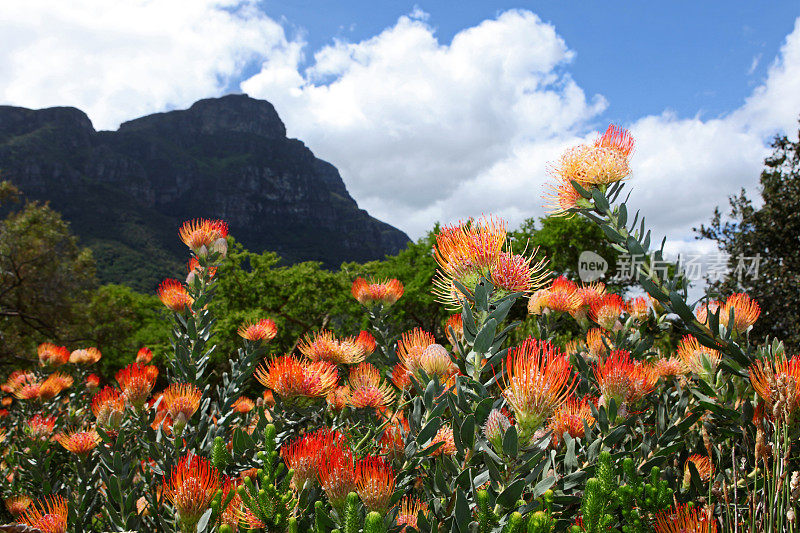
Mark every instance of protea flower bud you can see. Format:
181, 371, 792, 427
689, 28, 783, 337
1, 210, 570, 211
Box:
483, 409, 510, 453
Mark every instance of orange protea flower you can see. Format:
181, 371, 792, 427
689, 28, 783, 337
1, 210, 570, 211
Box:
231, 396, 255, 414
585, 328, 611, 360
85, 373, 101, 390
491, 251, 548, 295
379, 412, 409, 459
445, 314, 464, 346
654, 357, 686, 378
37, 343, 70, 367
157, 279, 194, 312
428, 425, 457, 456
720, 293, 761, 333
346, 362, 395, 410
38, 373, 74, 400
695, 300, 722, 325
596, 124, 635, 158
355, 456, 395, 513
218, 479, 242, 530
749, 354, 800, 418
683, 454, 714, 487
627, 297, 649, 321
397, 328, 437, 378
116, 362, 158, 409
281, 428, 344, 489
163, 383, 202, 421
163, 454, 221, 530
654, 504, 717, 533
69, 347, 102, 364
18, 495, 68, 533
238, 318, 278, 342
351, 277, 405, 307
299, 330, 369, 365
186, 257, 217, 281
590, 293, 626, 330
91, 386, 126, 430
545, 276, 582, 314
544, 175, 587, 215
14, 382, 42, 400
356, 330, 377, 357
254, 355, 338, 404
416, 344, 457, 383
26, 414, 57, 439
136, 347, 154, 364
5, 494, 32, 517
527, 289, 550, 315
1, 396, 10, 406
396, 497, 429, 530
58, 429, 100, 455
677, 335, 721, 380
572, 281, 607, 321
318, 445, 357, 511
594, 350, 657, 409
550, 130, 632, 186
179, 218, 229, 251
327, 386, 350, 412
549, 397, 595, 446
500, 338, 576, 442
390, 362, 412, 391
4, 370, 37, 394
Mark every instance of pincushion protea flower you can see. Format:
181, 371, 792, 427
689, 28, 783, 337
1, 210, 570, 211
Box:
299, 330, 369, 365
529, 276, 582, 315
589, 293, 626, 330
219, 478, 242, 531
572, 281, 607, 321
346, 362, 395, 410
231, 396, 255, 414
445, 314, 464, 345
281, 428, 345, 489
695, 300, 721, 324
254, 355, 338, 404
594, 350, 657, 409
69, 347, 101, 364
86, 373, 101, 390
379, 412, 409, 459
318, 445, 357, 512
585, 328, 611, 360
116, 362, 158, 409
490, 251, 548, 295
654, 504, 717, 533
500, 338, 576, 443
390, 362, 412, 391
483, 408, 511, 452
654, 357, 686, 378
38, 373, 74, 400
238, 318, 278, 342
18, 495, 68, 533
683, 454, 714, 488
136, 347, 153, 364
4, 494, 32, 516
356, 330, 377, 356
38, 343, 70, 367
58, 429, 100, 455
179, 218, 228, 252
427, 425, 457, 456
327, 386, 350, 412
397, 328, 436, 379
351, 276, 405, 307
26, 414, 57, 439
721, 293, 761, 333
396, 497, 429, 530
355, 456, 395, 513
677, 335, 721, 381
157, 279, 193, 312
4, 370, 37, 394
627, 297, 649, 321
162, 383, 202, 421
163, 453, 221, 532
548, 397, 595, 445
91, 386, 125, 430
186, 257, 217, 282
414, 344, 457, 383
749, 354, 800, 420
14, 382, 42, 400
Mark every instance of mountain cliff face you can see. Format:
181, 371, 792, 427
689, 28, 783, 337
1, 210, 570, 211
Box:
0, 95, 410, 290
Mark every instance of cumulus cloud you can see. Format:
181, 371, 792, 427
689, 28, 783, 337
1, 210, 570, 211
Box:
0, 0, 298, 129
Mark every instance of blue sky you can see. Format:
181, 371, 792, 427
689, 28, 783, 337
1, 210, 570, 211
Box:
260, 1, 799, 123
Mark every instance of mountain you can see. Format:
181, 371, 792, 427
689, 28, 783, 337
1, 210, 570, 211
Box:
0, 95, 410, 291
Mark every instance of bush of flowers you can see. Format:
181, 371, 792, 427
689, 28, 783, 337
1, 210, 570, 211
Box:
0, 126, 791, 533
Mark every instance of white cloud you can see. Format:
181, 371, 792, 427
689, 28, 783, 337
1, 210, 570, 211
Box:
0, 0, 298, 130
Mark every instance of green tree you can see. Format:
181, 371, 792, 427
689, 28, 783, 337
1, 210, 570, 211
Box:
697, 129, 800, 349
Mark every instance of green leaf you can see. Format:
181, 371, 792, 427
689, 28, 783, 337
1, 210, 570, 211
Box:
417, 417, 442, 445
532, 476, 556, 498
497, 479, 525, 508
502, 425, 518, 457
460, 414, 476, 450
473, 318, 498, 353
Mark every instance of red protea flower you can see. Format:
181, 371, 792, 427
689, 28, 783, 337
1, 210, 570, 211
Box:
91, 386, 126, 430
0, 408, 8, 417
238, 318, 278, 342
379, 412, 409, 459
445, 314, 464, 346
549, 397, 595, 446
654, 357, 686, 378
427, 425, 457, 456
544, 175, 586, 215
390, 363, 411, 391
355, 456, 395, 513
85, 373, 101, 390
179, 218, 229, 252
186, 257, 217, 282
533, 277, 582, 315
231, 396, 255, 414
58, 429, 100, 455
595, 124, 635, 158
14, 382, 42, 401
571, 281, 607, 321
69, 347, 102, 364
162, 383, 202, 421
217, 478, 241, 530
491, 251, 548, 295
4, 370, 37, 394
26, 414, 57, 439
18, 495, 68, 533
116, 362, 158, 409
5, 494, 32, 517
590, 293, 626, 330
397, 328, 436, 378
500, 338, 576, 443
163, 453, 221, 531
594, 350, 657, 408
299, 330, 369, 365
749, 354, 800, 418
627, 297, 649, 321
37, 343, 70, 367
254, 355, 338, 404
585, 328, 611, 360
327, 386, 350, 412
351, 277, 405, 307
721, 293, 761, 333
683, 454, 714, 487
655, 504, 717, 533
396, 497, 429, 530
318, 445, 357, 512
39, 373, 74, 400
157, 279, 194, 312
677, 335, 721, 380
281, 428, 344, 489
695, 300, 722, 325
356, 330, 377, 357
136, 347, 154, 364
346, 362, 395, 410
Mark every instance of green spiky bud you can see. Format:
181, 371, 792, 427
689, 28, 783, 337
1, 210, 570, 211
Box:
212, 436, 229, 469
502, 512, 524, 533
344, 492, 361, 533
265, 424, 277, 453
364, 512, 386, 533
